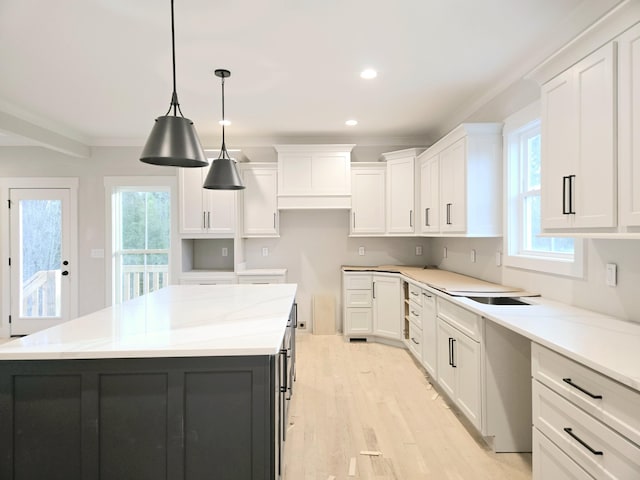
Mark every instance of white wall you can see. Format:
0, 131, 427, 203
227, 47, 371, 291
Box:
427, 237, 640, 324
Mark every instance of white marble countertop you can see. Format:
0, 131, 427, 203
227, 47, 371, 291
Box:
0, 284, 298, 360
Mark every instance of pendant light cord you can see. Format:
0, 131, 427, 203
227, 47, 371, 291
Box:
166, 0, 184, 117
218, 75, 229, 160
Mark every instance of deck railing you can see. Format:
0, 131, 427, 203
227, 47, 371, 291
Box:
121, 265, 169, 302
22, 269, 61, 317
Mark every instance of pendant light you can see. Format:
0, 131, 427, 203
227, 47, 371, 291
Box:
140, 0, 208, 168
203, 69, 245, 189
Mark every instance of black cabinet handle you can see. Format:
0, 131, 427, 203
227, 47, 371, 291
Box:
425, 207, 430, 227
422, 292, 432, 298
451, 338, 457, 368
562, 378, 602, 399
448, 338, 453, 366
409, 210, 413, 228
568, 175, 576, 214
207, 211, 211, 228
203, 211, 207, 229
563, 428, 603, 455
61, 271, 69, 276
411, 337, 420, 345
446, 203, 452, 225
353, 212, 356, 228
562, 176, 570, 214
372, 282, 376, 299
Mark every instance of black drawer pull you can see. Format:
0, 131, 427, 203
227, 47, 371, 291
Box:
562, 378, 602, 399
563, 428, 603, 456
411, 337, 420, 345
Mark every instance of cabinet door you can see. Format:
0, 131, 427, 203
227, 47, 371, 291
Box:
541, 70, 576, 229
421, 291, 437, 378
440, 139, 466, 233
454, 331, 481, 430
619, 23, 640, 227
351, 167, 386, 234
179, 167, 207, 234
345, 308, 372, 335
437, 319, 456, 398
573, 43, 616, 228
386, 157, 415, 233
372, 275, 402, 339
205, 189, 236, 234
419, 155, 440, 234
242, 167, 278, 236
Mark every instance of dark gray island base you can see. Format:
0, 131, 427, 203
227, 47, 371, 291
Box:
0, 307, 296, 480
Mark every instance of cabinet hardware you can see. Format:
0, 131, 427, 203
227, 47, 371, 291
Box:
451, 338, 457, 367
411, 310, 419, 316
61, 271, 69, 276
409, 210, 413, 228
203, 211, 207, 229
448, 337, 453, 366
207, 211, 211, 229
425, 207, 430, 227
562, 176, 571, 214
422, 292, 432, 298
410, 291, 419, 297
353, 211, 356, 229
562, 378, 602, 399
568, 175, 576, 214
372, 282, 376, 299
446, 203, 452, 225
411, 337, 419, 345
563, 427, 603, 455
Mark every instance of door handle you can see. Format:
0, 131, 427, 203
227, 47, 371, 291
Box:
446, 203, 452, 225
409, 210, 413, 228
568, 175, 576, 215
562, 176, 570, 214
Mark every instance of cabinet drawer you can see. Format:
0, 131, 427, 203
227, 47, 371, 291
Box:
344, 274, 372, 290
421, 289, 436, 310
408, 304, 422, 328
436, 297, 481, 340
408, 322, 422, 360
533, 428, 595, 480
345, 290, 372, 307
408, 283, 422, 302
532, 343, 640, 446
533, 380, 640, 480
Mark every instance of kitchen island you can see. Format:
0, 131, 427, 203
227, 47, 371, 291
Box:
0, 284, 297, 480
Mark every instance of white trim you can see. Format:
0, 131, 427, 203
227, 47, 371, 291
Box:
103, 176, 178, 307
503, 104, 585, 279
0, 177, 79, 338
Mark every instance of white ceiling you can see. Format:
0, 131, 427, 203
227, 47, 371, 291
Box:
0, 0, 624, 152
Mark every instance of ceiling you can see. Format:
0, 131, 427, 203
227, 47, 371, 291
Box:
0, 0, 624, 154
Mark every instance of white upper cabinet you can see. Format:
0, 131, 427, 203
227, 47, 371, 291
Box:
419, 154, 439, 234
275, 144, 354, 209
179, 166, 236, 236
382, 149, 422, 235
350, 163, 386, 235
618, 23, 640, 229
541, 42, 616, 230
417, 124, 502, 237
240, 163, 279, 237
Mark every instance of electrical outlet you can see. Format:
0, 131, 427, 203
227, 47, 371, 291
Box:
495, 251, 502, 267
262, 247, 269, 257
470, 249, 476, 263
443, 247, 448, 259
606, 263, 617, 287
222, 247, 228, 257
415, 245, 423, 256
358, 246, 365, 256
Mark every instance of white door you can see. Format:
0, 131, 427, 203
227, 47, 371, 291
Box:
454, 332, 482, 430
179, 167, 206, 234
440, 139, 466, 233
351, 167, 385, 234
420, 155, 440, 233
436, 319, 456, 398
241, 166, 278, 237
9, 188, 73, 335
386, 157, 415, 233
206, 189, 236, 234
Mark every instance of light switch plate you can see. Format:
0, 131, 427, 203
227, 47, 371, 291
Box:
358, 246, 365, 256
262, 247, 269, 257
470, 249, 476, 263
222, 247, 228, 257
415, 245, 423, 256
443, 247, 448, 259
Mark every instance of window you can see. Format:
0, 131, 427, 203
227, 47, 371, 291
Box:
105, 177, 177, 305
504, 103, 584, 277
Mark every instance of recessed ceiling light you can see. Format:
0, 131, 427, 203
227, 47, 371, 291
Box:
345, 120, 358, 126
360, 69, 377, 79
219, 119, 231, 126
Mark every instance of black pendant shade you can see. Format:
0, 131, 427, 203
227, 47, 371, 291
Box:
140, 116, 208, 167
203, 69, 245, 190
140, 0, 208, 168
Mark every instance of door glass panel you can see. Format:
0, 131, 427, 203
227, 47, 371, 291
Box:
19, 199, 62, 317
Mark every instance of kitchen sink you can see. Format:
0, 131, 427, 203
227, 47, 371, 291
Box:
465, 296, 531, 306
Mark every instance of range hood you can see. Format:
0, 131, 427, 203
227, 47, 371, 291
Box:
275, 144, 355, 210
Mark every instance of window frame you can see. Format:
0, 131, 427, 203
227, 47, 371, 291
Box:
104, 176, 178, 306
503, 102, 585, 278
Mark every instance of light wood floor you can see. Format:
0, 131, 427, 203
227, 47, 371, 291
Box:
283, 333, 532, 480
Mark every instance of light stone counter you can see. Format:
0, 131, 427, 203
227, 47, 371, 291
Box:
0, 284, 298, 360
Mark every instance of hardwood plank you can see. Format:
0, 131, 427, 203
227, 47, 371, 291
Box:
283, 334, 531, 479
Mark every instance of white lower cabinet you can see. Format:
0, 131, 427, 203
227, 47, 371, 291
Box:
533, 429, 594, 480
372, 275, 402, 340
532, 343, 640, 480
420, 289, 437, 378
437, 316, 481, 430
342, 272, 402, 340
